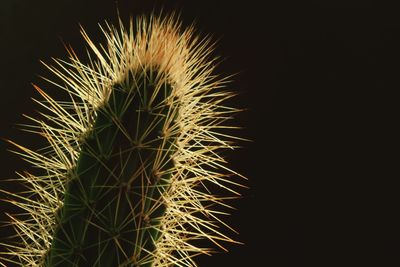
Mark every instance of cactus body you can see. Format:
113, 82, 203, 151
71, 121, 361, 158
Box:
1, 15, 243, 267
46, 69, 176, 266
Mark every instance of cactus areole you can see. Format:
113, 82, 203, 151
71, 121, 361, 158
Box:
1, 15, 244, 267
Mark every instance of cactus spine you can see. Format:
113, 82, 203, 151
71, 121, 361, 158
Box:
1, 15, 243, 267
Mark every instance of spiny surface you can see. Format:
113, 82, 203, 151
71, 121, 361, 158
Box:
1, 14, 244, 267
45, 69, 177, 266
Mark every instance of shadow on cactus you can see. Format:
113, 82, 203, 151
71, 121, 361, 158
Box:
0, 14, 246, 267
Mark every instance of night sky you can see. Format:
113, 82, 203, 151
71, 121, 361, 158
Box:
1, 1, 398, 266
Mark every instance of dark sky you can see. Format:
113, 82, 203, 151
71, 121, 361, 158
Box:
0, 1, 399, 266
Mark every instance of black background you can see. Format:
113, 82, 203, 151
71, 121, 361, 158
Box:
1, 1, 399, 266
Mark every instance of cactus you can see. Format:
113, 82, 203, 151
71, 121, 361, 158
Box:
1, 14, 244, 267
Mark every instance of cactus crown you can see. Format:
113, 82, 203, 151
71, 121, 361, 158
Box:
1, 14, 244, 267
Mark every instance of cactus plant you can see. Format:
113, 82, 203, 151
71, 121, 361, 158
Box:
1, 14, 244, 267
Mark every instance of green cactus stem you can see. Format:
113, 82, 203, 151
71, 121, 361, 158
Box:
1, 14, 244, 267
45, 69, 176, 266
